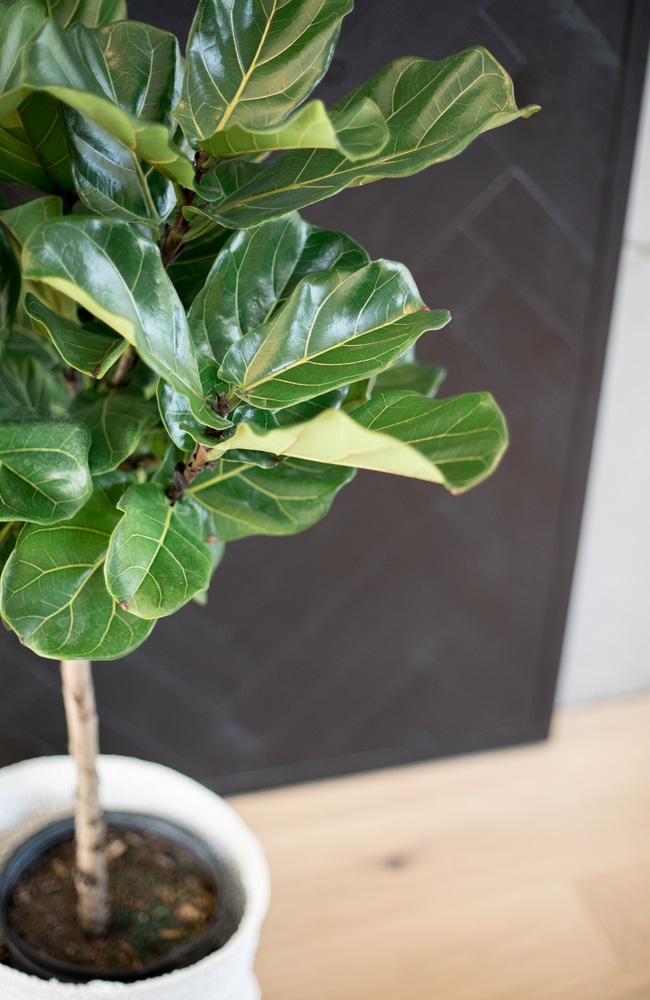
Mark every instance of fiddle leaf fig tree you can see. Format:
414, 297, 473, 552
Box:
0, 0, 538, 944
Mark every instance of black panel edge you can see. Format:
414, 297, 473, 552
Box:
213, 722, 547, 795
531, 0, 650, 733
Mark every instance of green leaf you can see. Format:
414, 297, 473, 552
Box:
203, 97, 388, 161
0, 195, 63, 247
20, 20, 194, 188
25, 292, 126, 378
59, 20, 182, 225
0, 518, 21, 573
182, 220, 365, 399
189, 214, 307, 363
104, 482, 212, 618
219, 259, 450, 408
327, 97, 390, 162
1, 198, 81, 323
0, 355, 70, 418
0, 221, 20, 355
0, 1, 74, 192
157, 380, 224, 451
3, 311, 61, 368
0, 486, 155, 659
65, 111, 178, 228
188, 500, 225, 604
38, 0, 127, 28
276, 224, 369, 304
208, 48, 540, 227
372, 351, 446, 399
174, 0, 353, 147
188, 456, 355, 540
189, 215, 369, 369
0, 419, 92, 522
166, 223, 230, 309
69, 389, 158, 474
22, 217, 223, 426
232, 386, 348, 430
351, 390, 508, 491
0, 2, 47, 117
203, 390, 508, 493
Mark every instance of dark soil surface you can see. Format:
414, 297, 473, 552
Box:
3, 827, 217, 973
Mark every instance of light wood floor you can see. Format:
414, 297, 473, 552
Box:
232, 695, 650, 1000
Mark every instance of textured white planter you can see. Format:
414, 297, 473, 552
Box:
0, 756, 270, 999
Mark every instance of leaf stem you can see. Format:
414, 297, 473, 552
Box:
133, 156, 161, 224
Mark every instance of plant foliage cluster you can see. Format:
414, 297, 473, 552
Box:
0, 0, 537, 661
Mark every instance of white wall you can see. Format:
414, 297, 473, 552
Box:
557, 57, 650, 705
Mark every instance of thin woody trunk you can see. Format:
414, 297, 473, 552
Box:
60, 659, 110, 937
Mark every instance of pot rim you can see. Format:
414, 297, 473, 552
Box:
0, 755, 270, 996
0, 811, 242, 983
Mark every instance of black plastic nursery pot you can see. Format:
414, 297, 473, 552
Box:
0, 812, 244, 983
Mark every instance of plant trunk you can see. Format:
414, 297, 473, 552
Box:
60, 659, 110, 937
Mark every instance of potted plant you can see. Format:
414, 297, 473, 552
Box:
0, 0, 538, 992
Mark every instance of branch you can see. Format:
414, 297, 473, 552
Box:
158, 150, 211, 269
166, 442, 218, 503
60, 659, 110, 938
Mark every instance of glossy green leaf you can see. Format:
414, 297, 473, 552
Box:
166, 223, 230, 309
0, 1, 74, 192
0, 221, 20, 354
0, 419, 92, 522
204, 389, 508, 492
1, 198, 83, 323
0, 196, 63, 247
174, 0, 352, 147
37, 0, 127, 28
0, 2, 47, 117
276, 225, 369, 304
69, 389, 158, 474
156, 380, 224, 451
189, 214, 306, 363
188, 456, 355, 540
0, 95, 72, 192
104, 482, 212, 618
204, 97, 388, 161
0, 486, 155, 659
65, 111, 177, 227
219, 259, 450, 408
3, 306, 62, 368
188, 502, 225, 604
209, 48, 540, 227
22, 217, 223, 426
59, 20, 181, 225
232, 387, 348, 430
21, 20, 194, 187
351, 390, 508, 491
25, 293, 126, 378
373, 351, 446, 398
0, 355, 69, 418
189, 215, 369, 368
327, 97, 390, 162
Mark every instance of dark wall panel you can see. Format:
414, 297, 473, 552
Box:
1, 1, 648, 792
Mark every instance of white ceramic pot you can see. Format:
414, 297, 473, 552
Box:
0, 756, 270, 999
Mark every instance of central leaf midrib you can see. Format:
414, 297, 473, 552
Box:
126, 502, 175, 598
216, 0, 277, 133
30, 555, 106, 635
241, 306, 427, 390
221, 66, 502, 213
